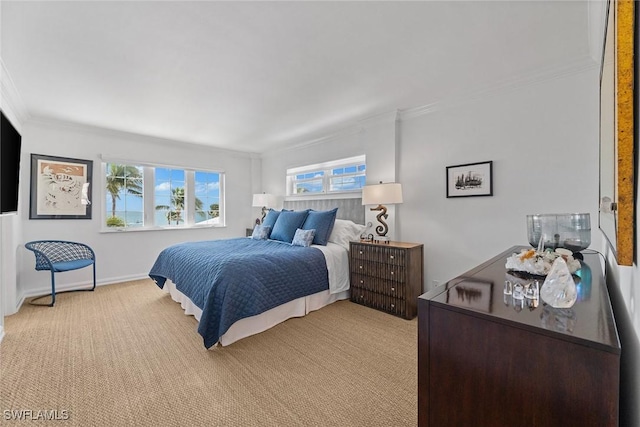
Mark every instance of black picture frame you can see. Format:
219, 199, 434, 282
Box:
29, 154, 93, 220
446, 160, 493, 198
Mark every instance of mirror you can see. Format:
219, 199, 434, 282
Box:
599, 0, 635, 266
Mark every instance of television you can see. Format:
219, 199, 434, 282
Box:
0, 110, 22, 214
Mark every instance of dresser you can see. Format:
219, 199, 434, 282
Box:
349, 241, 424, 319
417, 246, 620, 426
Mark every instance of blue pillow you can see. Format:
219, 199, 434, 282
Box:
292, 228, 315, 247
261, 209, 281, 229
251, 225, 271, 240
270, 210, 310, 243
302, 208, 338, 246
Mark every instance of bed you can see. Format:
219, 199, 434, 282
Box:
149, 198, 366, 348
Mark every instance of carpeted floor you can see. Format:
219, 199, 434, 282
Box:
0, 280, 417, 426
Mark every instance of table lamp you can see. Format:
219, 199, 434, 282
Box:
252, 193, 275, 224
362, 182, 403, 242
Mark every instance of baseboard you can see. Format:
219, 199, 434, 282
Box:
0, 325, 4, 344
16, 274, 150, 312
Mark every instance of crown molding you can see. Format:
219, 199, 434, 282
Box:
0, 58, 30, 128
400, 55, 599, 121
263, 109, 401, 156
358, 109, 400, 128
263, 123, 365, 156
27, 115, 261, 160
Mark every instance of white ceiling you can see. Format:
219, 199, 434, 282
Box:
1, 1, 594, 153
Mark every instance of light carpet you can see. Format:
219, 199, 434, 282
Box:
0, 279, 417, 426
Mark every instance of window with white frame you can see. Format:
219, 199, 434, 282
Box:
286, 155, 366, 196
103, 161, 224, 230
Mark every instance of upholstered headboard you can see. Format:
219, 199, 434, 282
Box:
283, 198, 365, 225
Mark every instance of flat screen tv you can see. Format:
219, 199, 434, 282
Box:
1, 110, 22, 214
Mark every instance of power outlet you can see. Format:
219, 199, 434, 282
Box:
432, 280, 440, 288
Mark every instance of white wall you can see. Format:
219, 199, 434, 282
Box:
399, 69, 601, 288
14, 119, 256, 307
0, 7, 30, 331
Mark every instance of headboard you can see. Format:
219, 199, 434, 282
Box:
283, 198, 365, 225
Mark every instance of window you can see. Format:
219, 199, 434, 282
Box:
105, 163, 144, 228
194, 171, 221, 225
287, 155, 366, 196
103, 161, 223, 230
154, 168, 185, 226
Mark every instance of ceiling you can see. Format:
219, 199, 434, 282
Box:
1, 1, 595, 153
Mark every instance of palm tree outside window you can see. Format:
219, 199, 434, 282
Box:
103, 162, 223, 230
105, 164, 143, 228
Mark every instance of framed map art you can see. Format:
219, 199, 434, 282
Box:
29, 154, 93, 219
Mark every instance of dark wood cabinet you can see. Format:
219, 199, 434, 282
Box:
417, 246, 620, 426
350, 241, 423, 319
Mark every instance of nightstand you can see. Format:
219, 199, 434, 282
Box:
349, 240, 424, 319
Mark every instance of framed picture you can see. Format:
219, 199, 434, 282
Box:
446, 160, 493, 198
446, 279, 493, 313
29, 154, 93, 219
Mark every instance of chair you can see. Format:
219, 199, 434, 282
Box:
25, 240, 96, 306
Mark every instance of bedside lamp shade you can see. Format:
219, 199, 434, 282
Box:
362, 182, 403, 206
252, 193, 275, 224
362, 182, 403, 240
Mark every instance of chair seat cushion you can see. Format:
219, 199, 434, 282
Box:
51, 259, 94, 272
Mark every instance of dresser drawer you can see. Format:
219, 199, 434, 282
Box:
351, 273, 405, 298
351, 244, 405, 266
351, 288, 406, 317
351, 260, 406, 282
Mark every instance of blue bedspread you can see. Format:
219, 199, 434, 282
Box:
149, 238, 329, 348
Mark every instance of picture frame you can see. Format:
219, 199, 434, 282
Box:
446, 279, 493, 313
446, 160, 493, 198
29, 154, 93, 220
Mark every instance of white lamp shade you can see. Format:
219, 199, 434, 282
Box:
362, 183, 403, 205
252, 193, 275, 207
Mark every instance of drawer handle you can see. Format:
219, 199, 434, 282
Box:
391, 304, 395, 308
360, 280, 364, 284
390, 255, 394, 260
390, 271, 394, 275
359, 251, 363, 255
359, 265, 363, 269
391, 287, 395, 292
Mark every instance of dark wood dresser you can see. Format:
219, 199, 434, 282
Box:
417, 246, 620, 426
350, 240, 424, 319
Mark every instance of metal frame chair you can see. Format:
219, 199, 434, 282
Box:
25, 240, 96, 306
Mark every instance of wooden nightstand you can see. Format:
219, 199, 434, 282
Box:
349, 240, 424, 319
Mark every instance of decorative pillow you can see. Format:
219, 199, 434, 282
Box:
328, 219, 367, 250
270, 210, 310, 243
251, 225, 271, 240
292, 228, 316, 247
261, 209, 281, 229
302, 208, 338, 246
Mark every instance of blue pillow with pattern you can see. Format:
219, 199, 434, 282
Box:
302, 208, 338, 245
251, 225, 271, 240
270, 210, 310, 243
292, 228, 316, 247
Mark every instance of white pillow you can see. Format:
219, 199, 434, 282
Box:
328, 219, 366, 250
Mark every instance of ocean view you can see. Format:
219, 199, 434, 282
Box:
110, 211, 216, 227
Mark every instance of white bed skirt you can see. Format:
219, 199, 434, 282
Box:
162, 280, 349, 346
